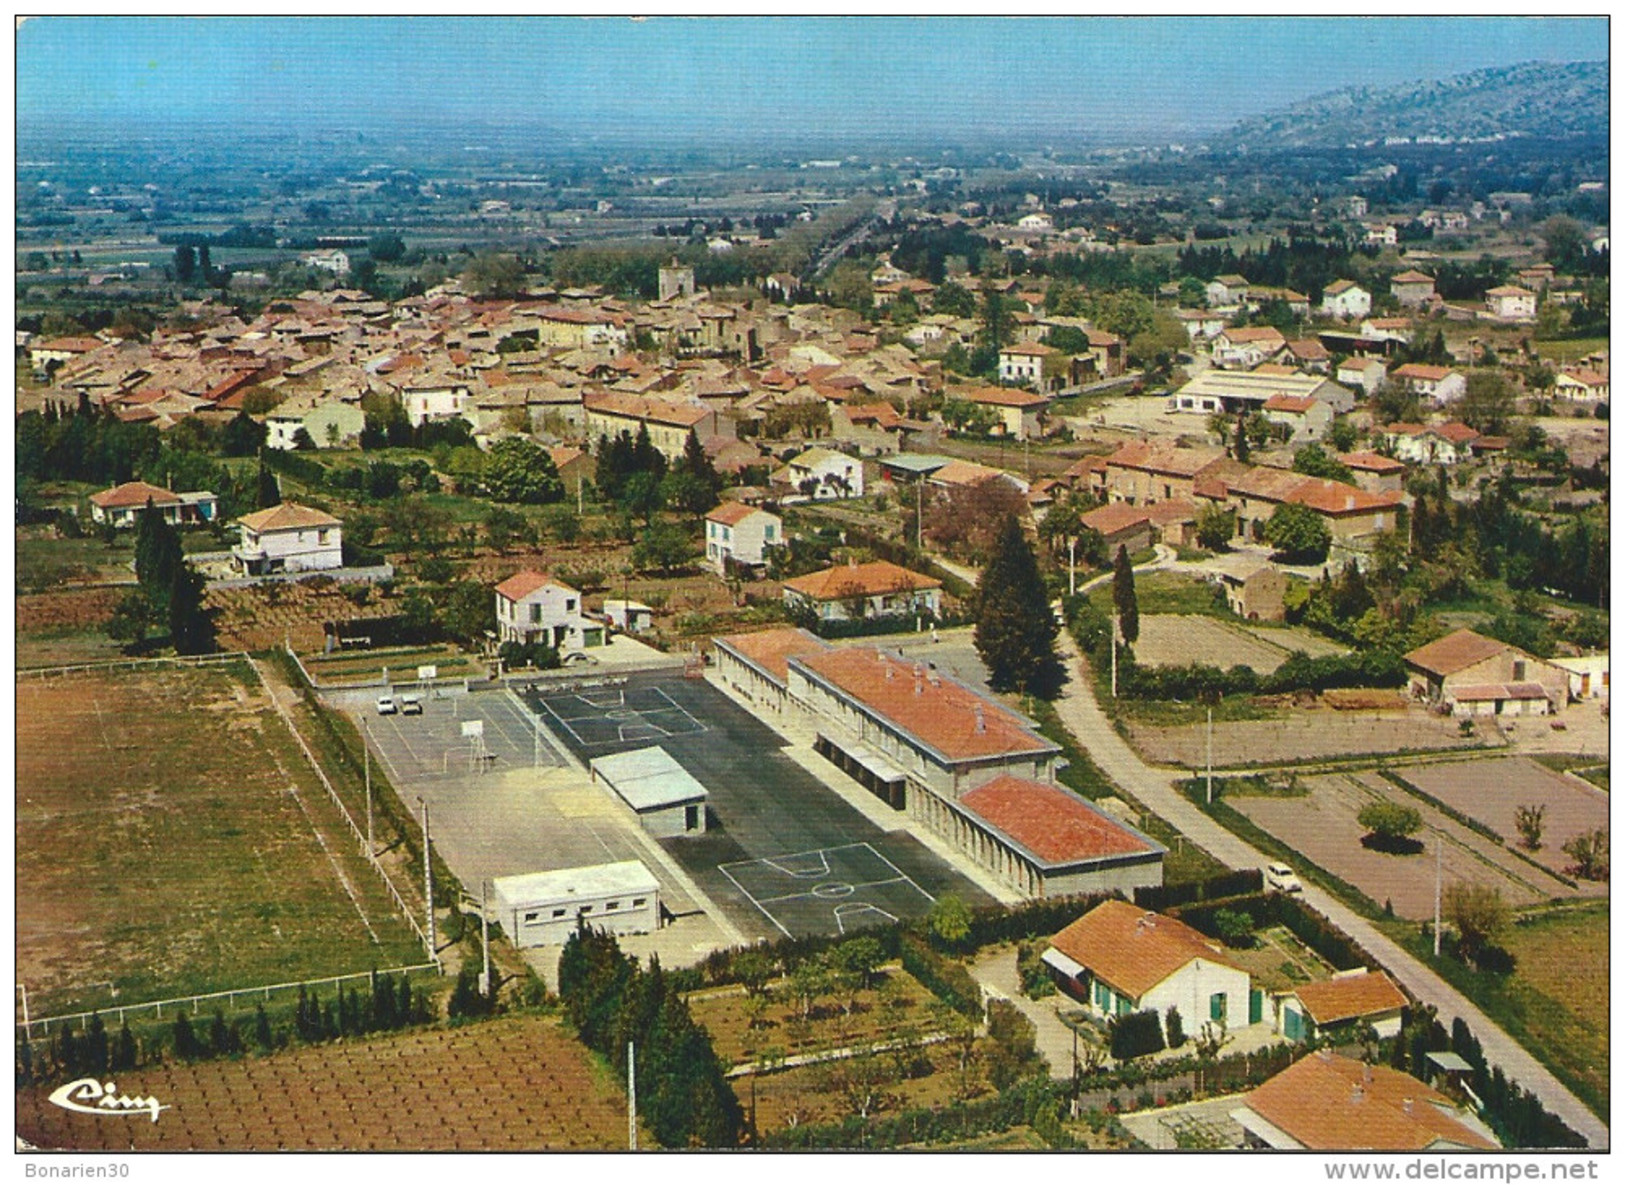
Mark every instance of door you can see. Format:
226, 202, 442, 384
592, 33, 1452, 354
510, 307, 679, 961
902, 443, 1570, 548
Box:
684, 804, 700, 832
1249, 989, 1263, 1026
1284, 1006, 1304, 1041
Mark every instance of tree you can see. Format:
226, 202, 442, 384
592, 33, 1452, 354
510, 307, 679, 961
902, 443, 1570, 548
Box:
829, 936, 883, 992
483, 436, 564, 504
1458, 372, 1517, 436
255, 458, 282, 508
985, 1000, 1044, 1090
1293, 443, 1354, 484
1164, 1006, 1186, 1050
483, 505, 529, 554
1329, 416, 1359, 453
1128, 308, 1190, 376
1357, 800, 1423, 853
106, 590, 158, 649
1443, 882, 1509, 965
632, 522, 695, 575
368, 232, 407, 263
461, 252, 526, 299
1195, 504, 1235, 552
1513, 804, 1546, 851
442, 580, 496, 642
973, 515, 1061, 695
1112, 543, 1139, 644
1264, 502, 1331, 564
788, 958, 830, 1021
167, 564, 216, 655
1541, 215, 1588, 273
1562, 829, 1609, 881
1211, 908, 1256, 947
221, 411, 266, 457
927, 892, 972, 952
1232, 412, 1250, 462
173, 245, 196, 284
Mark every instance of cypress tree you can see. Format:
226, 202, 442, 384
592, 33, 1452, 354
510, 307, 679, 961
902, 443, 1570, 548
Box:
972, 514, 1062, 696
255, 457, 281, 508
1233, 413, 1250, 462
1112, 544, 1140, 645
168, 564, 216, 656
112, 1022, 137, 1072
253, 1004, 274, 1052
173, 1012, 200, 1061
84, 1013, 109, 1075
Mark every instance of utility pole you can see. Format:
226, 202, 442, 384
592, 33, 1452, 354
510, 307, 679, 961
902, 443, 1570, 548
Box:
1068, 535, 1077, 599
1433, 827, 1443, 958
479, 881, 491, 997
1111, 611, 1119, 699
18, 983, 29, 1040
627, 1042, 638, 1151
1205, 706, 1214, 805
420, 798, 436, 957
363, 725, 374, 856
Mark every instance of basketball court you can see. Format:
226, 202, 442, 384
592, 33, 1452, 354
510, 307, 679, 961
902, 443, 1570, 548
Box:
360, 688, 562, 788
526, 681, 707, 752
717, 842, 935, 939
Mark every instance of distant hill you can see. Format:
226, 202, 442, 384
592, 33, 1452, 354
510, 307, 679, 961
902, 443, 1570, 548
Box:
1222, 60, 1607, 149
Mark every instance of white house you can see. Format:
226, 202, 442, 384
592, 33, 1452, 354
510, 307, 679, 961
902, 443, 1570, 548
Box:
997, 342, 1058, 387
781, 559, 941, 624
491, 861, 661, 948
590, 747, 708, 839
1043, 900, 1253, 1039
1380, 421, 1479, 465
232, 502, 343, 576
772, 446, 865, 501
1016, 211, 1054, 232
1275, 969, 1408, 1042
266, 401, 367, 450
602, 599, 655, 634
1554, 369, 1609, 403
1390, 270, 1436, 308
1210, 326, 1286, 370
704, 501, 782, 574
1261, 394, 1333, 443
1484, 285, 1537, 322
493, 570, 604, 651
1319, 280, 1372, 320
957, 385, 1052, 438
1205, 274, 1250, 308
400, 380, 472, 428
89, 480, 218, 529
1551, 653, 1609, 701
1336, 356, 1389, 394
1363, 223, 1398, 248
1391, 363, 1466, 406
301, 249, 351, 277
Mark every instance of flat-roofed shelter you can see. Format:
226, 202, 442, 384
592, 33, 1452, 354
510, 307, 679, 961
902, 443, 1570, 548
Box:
492, 861, 661, 948
590, 746, 708, 837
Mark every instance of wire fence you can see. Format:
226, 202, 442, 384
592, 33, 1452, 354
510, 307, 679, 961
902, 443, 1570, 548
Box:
18, 651, 252, 679
17, 962, 440, 1039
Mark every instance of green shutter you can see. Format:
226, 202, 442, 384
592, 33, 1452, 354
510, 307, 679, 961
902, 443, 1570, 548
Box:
1210, 992, 1225, 1022
1249, 989, 1263, 1026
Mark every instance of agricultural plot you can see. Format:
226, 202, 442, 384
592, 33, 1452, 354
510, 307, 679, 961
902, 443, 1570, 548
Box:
1396, 756, 1610, 881
16, 1016, 632, 1151
1133, 616, 1297, 675
1229, 773, 1558, 919
16, 587, 125, 668
1129, 707, 1488, 768
301, 643, 479, 687
16, 662, 423, 1017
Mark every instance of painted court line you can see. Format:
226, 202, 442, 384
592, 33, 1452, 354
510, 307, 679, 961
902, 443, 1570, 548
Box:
718, 862, 794, 939
752, 874, 912, 906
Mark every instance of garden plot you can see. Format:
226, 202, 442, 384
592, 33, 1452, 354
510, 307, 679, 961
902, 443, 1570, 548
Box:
1228, 773, 1546, 920
1129, 707, 1490, 768
1396, 756, 1610, 881
1132, 616, 1293, 674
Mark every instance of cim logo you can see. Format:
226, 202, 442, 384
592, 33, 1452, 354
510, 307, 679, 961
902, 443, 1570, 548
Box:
47, 1078, 169, 1123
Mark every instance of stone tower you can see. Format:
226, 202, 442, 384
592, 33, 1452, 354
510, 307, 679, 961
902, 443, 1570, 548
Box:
658, 259, 696, 302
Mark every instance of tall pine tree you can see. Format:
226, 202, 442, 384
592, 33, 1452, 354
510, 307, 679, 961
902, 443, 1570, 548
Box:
973, 514, 1062, 695
168, 564, 216, 656
1233, 413, 1250, 462
255, 456, 282, 508
1112, 544, 1140, 644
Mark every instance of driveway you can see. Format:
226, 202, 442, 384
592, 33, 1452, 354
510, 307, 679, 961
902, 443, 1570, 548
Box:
1048, 627, 1610, 1149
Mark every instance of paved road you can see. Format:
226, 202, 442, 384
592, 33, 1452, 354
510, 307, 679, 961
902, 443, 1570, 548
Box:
1048, 626, 1610, 1149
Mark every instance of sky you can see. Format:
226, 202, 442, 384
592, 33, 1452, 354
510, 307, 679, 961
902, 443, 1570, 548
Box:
14, 16, 1610, 146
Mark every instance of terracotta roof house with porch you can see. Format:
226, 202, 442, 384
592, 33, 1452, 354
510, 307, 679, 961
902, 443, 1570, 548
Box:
1402, 628, 1569, 716
493, 570, 604, 652
1079, 502, 1155, 555
89, 480, 219, 529
1043, 900, 1253, 1040
1276, 969, 1408, 1042
1232, 1051, 1499, 1150
781, 560, 941, 625
232, 502, 343, 576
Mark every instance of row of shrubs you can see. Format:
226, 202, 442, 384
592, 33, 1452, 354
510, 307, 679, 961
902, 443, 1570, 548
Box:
16, 971, 433, 1087
764, 1075, 1090, 1149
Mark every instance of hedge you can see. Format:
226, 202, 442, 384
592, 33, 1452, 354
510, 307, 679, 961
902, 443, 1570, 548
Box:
1109, 1009, 1166, 1060
899, 933, 982, 1019
764, 1075, 1072, 1149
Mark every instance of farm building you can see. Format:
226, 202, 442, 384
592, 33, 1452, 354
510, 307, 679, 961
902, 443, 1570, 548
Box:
1403, 629, 1570, 716
589, 747, 708, 838
1078, 502, 1154, 555
1206, 554, 1290, 622
1275, 969, 1408, 1042
492, 861, 661, 948
1043, 900, 1253, 1038
1232, 1051, 1499, 1151
1551, 653, 1609, 701
602, 599, 655, 634
926, 775, 1165, 898
90, 480, 219, 529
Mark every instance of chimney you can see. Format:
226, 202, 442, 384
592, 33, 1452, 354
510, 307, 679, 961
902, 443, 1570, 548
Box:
1363, 1064, 1374, 1084
1402, 1098, 1414, 1116
1351, 1084, 1365, 1104
1346, 494, 1356, 511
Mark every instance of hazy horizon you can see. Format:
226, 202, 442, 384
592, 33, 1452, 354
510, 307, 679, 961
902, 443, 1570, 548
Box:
16, 16, 1608, 150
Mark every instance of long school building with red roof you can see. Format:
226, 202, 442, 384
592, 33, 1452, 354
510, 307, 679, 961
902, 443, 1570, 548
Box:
712, 630, 1164, 898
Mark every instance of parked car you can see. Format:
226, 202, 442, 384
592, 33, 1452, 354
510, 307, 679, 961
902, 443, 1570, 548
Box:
376, 695, 397, 715
560, 651, 599, 666
1264, 862, 1302, 894
400, 692, 423, 716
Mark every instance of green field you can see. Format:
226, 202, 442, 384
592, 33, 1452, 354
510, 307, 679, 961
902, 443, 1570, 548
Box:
16, 660, 424, 1017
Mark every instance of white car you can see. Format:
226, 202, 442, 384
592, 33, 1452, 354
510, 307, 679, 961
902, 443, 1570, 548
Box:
1265, 862, 1303, 894
399, 693, 423, 716
376, 695, 397, 715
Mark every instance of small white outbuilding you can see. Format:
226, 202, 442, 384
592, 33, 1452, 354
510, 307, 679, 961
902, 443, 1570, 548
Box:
590, 746, 708, 838
492, 861, 661, 948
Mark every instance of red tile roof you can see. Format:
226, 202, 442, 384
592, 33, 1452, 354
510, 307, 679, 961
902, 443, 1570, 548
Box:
790, 646, 1056, 764
583, 390, 711, 428
705, 501, 767, 527
1079, 502, 1154, 537
781, 560, 940, 601
961, 385, 1049, 408
1403, 628, 1509, 677
1263, 394, 1319, 413
1292, 971, 1407, 1025
493, 570, 575, 602
960, 776, 1159, 866
715, 627, 832, 684
1048, 900, 1237, 1000
1393, 363, 1457, 382
1242, 1052, 1497, 1151
1339, 451, 1406, 473
1287, 478, 1404, 516
1219, 326, 1287, 345
235, 502, 341, 532
90, 480, 180, 509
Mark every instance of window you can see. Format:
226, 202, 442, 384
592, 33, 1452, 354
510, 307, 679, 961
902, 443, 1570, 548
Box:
580, 904, 593, 914
685, 804, 700, 831
632, 898, 646, 908
552, 908, 566, 918
319, 529, 330, 544
1512, 660, 1527, 681
524, 912, 539, 922
606, 901, 620, 911
764, 524, 775, 541
1210, 992, 1226, 1022
565, 598, 576, 612
530, 604, 541, 624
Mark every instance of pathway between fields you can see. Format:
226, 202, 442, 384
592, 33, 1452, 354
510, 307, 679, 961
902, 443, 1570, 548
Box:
1048, 628, 1609, 1149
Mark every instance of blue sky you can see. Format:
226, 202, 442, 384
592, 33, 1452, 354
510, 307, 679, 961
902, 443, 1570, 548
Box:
15, 16, 1608, 143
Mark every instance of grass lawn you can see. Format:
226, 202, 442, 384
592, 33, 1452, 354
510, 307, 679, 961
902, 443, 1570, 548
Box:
302, 643, 479, 684
16, 624, 125, 669
1534, 337, 1610, 365
1088, 570, 1229, 619
16, 661, 424, 1016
